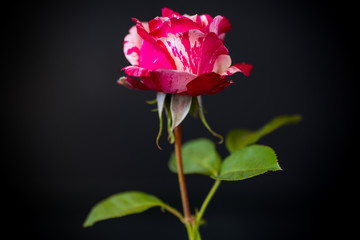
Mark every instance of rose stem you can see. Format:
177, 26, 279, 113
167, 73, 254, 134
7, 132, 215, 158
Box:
174, 124, 192, 224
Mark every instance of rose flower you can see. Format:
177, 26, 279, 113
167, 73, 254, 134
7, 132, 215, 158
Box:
119, 7, 252, 96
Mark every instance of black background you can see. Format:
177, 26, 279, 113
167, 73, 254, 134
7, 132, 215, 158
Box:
8, 0, 356, 239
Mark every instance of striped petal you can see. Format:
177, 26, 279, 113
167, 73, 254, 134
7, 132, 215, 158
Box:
123, 26, 142, 66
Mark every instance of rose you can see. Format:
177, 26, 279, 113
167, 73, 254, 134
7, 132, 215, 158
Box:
119, 8, 252, 96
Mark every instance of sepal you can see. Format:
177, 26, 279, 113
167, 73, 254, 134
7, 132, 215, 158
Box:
196, 96, 223, 144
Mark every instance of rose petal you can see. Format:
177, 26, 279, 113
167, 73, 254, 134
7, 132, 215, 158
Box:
139, 40, 174, 70
170, 16, 201, 34
197, 32, 230, 75
122, 66, 150, 77
158, 30, 229, 75
185, 72, 231, 96
117, 76, 149, 90
149, 17, 171, 38
183, 13, 213, 28
221, 63, 253, 77
199, 14, 213, 28
202, 16, 231, 40
141, 69, 197, 93
132, 18, 154, 43
158, 30, 205, 73
124, 26, 142, 66
212, 54, 232, 74
162, 7, 181, 18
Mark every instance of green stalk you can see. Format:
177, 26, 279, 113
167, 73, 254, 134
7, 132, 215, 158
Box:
195, 180, 221, 224
186, 223, 194, 240
162, 204, 185, 223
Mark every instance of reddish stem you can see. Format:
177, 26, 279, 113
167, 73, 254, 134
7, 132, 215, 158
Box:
174, 124, 192, 223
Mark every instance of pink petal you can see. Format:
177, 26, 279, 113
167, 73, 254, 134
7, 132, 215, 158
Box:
162, 8, 181, 18
148, 17, 171, 38
170, 16, 201, 34
202, 16, 231, 40
197, 32, 230, 75
158, 30, 206, 73
141, 69, 197, 93
158, 30, 230, 75
117, 76, 149, 90
122, 66, 150, 77
132, 18, 154, 43
184, 13, 213, 28
139, 39, 175, 70
212, 54, 232, 74
199, 14, 213, 28
221, 63, 253, 77
185, 72, 231, 96
124, 26, 142, 66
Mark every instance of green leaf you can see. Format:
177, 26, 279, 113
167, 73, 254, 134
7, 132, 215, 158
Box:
214, 145, 281, 181
83, 191, 168, 227
226, 114, 302, 153
169, 138, 222, 177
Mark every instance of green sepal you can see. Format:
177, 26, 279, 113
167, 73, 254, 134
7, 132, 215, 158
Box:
214, 145, 281, 181
155, 93, 167, 150
170, 94, 192, 131
145, 99, 157, 105
196, 96, 223, 144
164, 96, 175, 144
226, 114, 302, 153
168, 138, 221, 177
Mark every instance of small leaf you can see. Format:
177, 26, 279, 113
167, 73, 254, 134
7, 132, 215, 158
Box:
214, 145, 281, 181
169, 138, 221, 177
170, 94, 192, 130
83, 191, 166, 227
226, 115, 302, 153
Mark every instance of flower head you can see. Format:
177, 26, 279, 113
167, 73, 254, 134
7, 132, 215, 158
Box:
119, 7, 252, 96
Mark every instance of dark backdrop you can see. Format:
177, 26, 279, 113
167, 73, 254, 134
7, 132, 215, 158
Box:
8, 0, 356, 239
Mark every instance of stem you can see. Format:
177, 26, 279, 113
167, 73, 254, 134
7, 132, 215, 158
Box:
174, 124, 192, 223
195, 179, 221, 224
186, 223, 194, 240
163, 204, 185, 223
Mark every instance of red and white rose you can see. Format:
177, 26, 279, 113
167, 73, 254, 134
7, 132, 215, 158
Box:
119, 7, 252, 96
119, 8, 252, 144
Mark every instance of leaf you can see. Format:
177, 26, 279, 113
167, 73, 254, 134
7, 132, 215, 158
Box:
197, 96, 223, 144
83, 191, 167, 227
169, 138, 222, 177
214, 145, 281, 181
226, 115, 302, 153
170, 94, 192, 130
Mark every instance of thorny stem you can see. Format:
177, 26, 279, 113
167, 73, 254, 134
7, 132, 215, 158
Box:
174, 124, 192, 224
